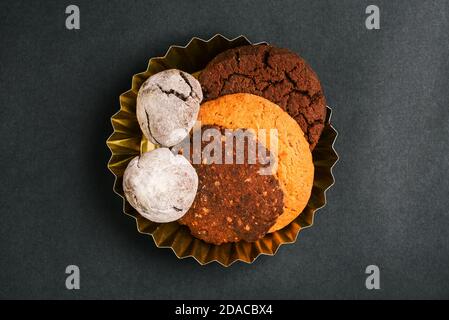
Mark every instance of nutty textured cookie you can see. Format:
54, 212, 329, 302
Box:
178, 125, 284, 245
193, 94, 314, 233
198, 44, 326, 149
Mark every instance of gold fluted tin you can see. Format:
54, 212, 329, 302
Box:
106, 34, 338, 266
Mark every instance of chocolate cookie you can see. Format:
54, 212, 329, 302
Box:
178, 125, 284, 245
198, 44, 326, 149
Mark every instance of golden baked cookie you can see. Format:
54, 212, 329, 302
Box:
196, 93, 314, 232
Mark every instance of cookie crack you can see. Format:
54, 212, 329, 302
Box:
235, 50, 241, 69
145, 109, 163, 145
179, 71, 199, 100
156, 84, 189, 101
288, 63, 301, 74
295, 110, 324, 144
219, 72, 257, 96
262, 48, 272, 70
286, 89, 324, 146
284, 70, 297, 90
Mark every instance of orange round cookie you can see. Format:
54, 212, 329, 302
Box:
197, 93, 314, 232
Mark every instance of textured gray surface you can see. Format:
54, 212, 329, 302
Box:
1, 0, 449, 299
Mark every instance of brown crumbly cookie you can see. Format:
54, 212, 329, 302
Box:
178, 125, 284, 245
198, 44, 326, 149
194, 94, 314, 233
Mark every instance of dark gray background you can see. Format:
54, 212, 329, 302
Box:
1, 0, 448, 299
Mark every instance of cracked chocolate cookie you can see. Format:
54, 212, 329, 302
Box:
178, 124, 284, 245
136, 69, 203, 147
198, 44, 326, 149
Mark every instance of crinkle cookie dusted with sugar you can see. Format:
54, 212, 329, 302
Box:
136, 69, 203, 147
123, 148, 198, 223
